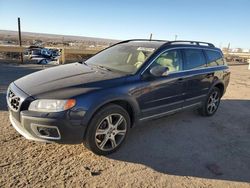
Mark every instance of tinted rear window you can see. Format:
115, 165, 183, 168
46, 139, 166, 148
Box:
205, 50, 224, 66
183, 49, 206, 70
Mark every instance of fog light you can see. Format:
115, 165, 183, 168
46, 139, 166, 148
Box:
31, 124, 61, 140
37, 127, 50, 136
37, 127, 59, 138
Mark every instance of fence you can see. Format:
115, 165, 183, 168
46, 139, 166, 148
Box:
227, 52, 250, 58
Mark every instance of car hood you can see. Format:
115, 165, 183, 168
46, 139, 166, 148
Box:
14, 63, 127, 99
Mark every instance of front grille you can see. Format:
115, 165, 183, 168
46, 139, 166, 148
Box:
7, 89, 21, 111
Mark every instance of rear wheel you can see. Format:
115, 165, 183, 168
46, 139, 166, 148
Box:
199, 87, 221, 116
84, 104, 130, 155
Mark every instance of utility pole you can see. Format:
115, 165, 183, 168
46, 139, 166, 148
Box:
174, 35, 178, 41
227, 42, 231, 51
149, 33, 152, 41
18, 17, 23, 63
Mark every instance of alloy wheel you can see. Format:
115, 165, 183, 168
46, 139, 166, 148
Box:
207, 90, 220, 114
95, 113, 127, 151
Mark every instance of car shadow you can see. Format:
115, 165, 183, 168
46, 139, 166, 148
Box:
108, 99, 250, 183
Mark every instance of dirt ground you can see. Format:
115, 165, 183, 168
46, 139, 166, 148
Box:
0, 63, 250, 188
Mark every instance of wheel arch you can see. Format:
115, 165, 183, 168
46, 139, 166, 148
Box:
209, 80, 225, 96
85, 97, 140, 130
214, 82, 224, 95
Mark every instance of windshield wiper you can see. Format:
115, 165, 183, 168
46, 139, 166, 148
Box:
91, 64, 112, 72
78, 61, 88, 66
82, 62, 88, 66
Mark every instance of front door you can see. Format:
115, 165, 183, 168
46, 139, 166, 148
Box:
137, 49, 185, 119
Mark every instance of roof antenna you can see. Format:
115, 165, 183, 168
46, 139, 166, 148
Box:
149, 33, 152, 41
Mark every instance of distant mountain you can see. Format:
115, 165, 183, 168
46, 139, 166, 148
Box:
0, 30, 119, 44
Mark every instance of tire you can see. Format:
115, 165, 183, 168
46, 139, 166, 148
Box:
198, 87, 221, 116
38, 59, 47, 64
84, 104, 130, 155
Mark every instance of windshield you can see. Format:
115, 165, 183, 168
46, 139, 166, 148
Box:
86, 42, 160, 74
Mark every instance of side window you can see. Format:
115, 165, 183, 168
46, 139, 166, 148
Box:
183, 49, 206, 70
150, 50, 183, 73
205, 50, 224, 66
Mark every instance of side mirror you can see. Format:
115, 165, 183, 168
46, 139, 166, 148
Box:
150, 65, 168, 77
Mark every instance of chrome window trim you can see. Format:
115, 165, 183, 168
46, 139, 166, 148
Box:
141, 47, 224, 75
167, 65, 226, 76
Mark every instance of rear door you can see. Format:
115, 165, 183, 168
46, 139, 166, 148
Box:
182, 49, 212, 106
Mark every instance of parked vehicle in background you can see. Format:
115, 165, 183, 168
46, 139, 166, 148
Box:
36, 58, 59, 65
7, 40, 230, 155
24, 46, 61, 64
41, 48, 52, 58
24, 46, 42, 58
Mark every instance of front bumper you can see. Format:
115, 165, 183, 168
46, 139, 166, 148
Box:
7, 82, 88, 144
9, 110, 87, 144
10, 113, 46, 142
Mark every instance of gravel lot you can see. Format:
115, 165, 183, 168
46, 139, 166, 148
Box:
0, 63, 250, 188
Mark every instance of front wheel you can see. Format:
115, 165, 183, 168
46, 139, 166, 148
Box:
84, 104, 130, 155
199, 87, 221, 116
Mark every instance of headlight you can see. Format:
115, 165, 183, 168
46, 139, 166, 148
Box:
29, 99, 76, 112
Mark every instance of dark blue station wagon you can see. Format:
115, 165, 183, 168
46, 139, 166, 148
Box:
7, 40, 230, 155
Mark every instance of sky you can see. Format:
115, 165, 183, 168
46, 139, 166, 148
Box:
0, 0, 250, 48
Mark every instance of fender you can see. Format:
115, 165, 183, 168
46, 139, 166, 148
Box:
79, 90, 141, 128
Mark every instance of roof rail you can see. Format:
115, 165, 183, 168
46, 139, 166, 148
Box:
117, 39, 168, 44
166, 40, 215, 47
